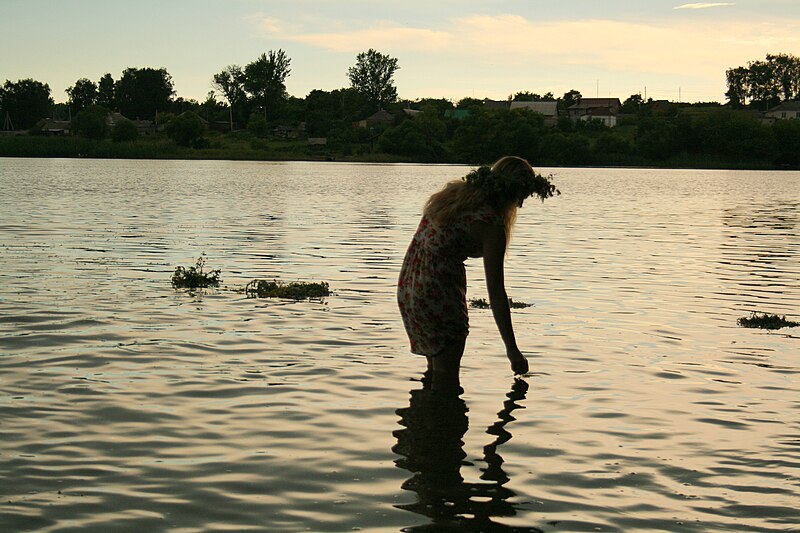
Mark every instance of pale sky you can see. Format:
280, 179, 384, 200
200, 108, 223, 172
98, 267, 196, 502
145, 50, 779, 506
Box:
2, 0, 800, 104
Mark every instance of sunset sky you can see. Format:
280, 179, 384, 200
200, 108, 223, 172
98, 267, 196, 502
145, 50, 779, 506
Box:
3, 0, 800, 104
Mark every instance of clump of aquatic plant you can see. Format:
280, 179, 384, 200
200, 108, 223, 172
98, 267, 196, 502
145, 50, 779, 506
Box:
245, 279, 331, 300
509, 298, 534, 309
470, 298, 491, 309
171, 255, 221, 289
737, 312, 799, 330
469, 298, 533, 310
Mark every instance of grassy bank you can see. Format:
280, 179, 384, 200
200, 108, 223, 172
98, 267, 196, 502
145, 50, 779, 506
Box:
0, 132, 337, 162
0, 130, 793, 170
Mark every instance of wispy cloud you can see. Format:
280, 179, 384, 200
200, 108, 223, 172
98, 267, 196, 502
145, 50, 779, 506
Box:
252, 12, 800, 98
674, 3, 735, 9
252, 16, 451, 53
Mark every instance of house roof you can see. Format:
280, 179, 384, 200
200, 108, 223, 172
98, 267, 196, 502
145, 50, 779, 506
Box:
569, 98, 622, 110
444, 109, 472, 120
39, 119, 70, 131
367, 109, 394, 121
768, 100, 800, 112
482, 98, 510, 110
106, 112, 131, 125
510, 101, 558, 116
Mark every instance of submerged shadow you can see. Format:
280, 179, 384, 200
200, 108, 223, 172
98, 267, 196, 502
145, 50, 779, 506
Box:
392, 374, 542, 532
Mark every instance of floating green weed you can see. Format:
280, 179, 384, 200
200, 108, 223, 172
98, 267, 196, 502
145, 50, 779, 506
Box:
171, 256, 221, 289
470, 298, 491, 309
245, 279, 331, 300
737, 312, 799, 330
469, 298, 533, 309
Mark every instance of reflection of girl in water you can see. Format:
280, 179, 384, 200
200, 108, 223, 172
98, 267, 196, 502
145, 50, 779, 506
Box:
398, 156, 557, 387
393, 375, 537, 531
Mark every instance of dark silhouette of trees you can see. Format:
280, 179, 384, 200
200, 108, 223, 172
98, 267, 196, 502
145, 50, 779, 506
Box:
243, 50, 291, 122
97, 73, 115, 109
347, 49, 399, 110
725, 53, 800, 109
772, 119, 800, 166
689, 110, 775, 161
559, 89, 582, 111
111, 118, 138, 142
0, 78, 54, 130
166, 111, 205, 146
66, 78, 97, 113
512, 91, 555, 102
379, 110, 447, 161
72, 104, 109, 139
211, 65, 247, 131
115, 67, 175, 120
620, 93, 645, 114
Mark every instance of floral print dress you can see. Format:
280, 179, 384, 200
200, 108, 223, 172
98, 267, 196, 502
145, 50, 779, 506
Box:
397, 206, 501, 356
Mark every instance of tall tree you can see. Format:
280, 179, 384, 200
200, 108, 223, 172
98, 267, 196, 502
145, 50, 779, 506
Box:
725, 53, 800, 108
0, 78, 53, 130
115, 67, 175, 120
71, 104, 110, 139
97, 73, 115, 109
620, 93, 644, 114
725, 66, 749, 108
65, 78, 97, 113
559, 89, 582, 111
747, 60, 780, 109
766, 53, 800, 101
243, 50, 291, 121
513, 91, 555, 102
347, 49, 400, 110
211, 64, 247, 130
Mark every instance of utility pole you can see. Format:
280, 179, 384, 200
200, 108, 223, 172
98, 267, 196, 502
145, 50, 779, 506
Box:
3, 111, 13, 132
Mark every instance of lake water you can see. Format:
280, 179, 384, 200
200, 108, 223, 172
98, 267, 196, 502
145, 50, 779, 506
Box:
0, 158, 798, 532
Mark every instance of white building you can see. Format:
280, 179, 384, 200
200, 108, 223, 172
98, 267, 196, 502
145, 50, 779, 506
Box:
765, 101, 800, 120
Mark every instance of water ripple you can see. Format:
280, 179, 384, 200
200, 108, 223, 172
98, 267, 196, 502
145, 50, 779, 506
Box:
0, 160, 798, 531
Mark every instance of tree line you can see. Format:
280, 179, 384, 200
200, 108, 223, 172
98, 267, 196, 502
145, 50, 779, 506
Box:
726, 53, 800, 109
2, 49, 799, 168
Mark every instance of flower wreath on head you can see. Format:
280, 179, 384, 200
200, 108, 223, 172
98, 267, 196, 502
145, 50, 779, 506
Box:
463, 165, 559, 209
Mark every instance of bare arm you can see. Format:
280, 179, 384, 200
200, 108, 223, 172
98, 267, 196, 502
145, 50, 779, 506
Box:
480, 223, 529, 375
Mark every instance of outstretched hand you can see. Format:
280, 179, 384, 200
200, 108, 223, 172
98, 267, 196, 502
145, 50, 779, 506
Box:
507, 348, 529, 375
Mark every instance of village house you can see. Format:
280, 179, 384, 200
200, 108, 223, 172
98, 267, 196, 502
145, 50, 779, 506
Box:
482, 98, 510, 111
579, 107, 618, 128
509, 101, 559, 126
274, 122, 305, 139
107, 112, 155, 135
38, 119, 71, 136
765, 101, 800, 121
567, 97, 622, 127
354, 109, 395, 128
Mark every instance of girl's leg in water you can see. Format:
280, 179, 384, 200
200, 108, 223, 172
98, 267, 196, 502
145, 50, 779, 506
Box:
431, 338, 466, 391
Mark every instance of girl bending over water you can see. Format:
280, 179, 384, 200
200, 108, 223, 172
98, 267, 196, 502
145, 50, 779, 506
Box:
398, 156, 557, 387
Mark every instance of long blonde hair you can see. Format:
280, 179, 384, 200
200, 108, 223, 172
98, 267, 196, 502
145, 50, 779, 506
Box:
423, 156, 537, 239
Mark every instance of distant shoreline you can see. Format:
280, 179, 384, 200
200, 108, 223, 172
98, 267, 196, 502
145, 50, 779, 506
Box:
0, 134, 793, 171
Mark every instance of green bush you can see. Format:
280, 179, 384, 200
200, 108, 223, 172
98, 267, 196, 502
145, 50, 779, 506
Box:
72, 104, 109, 139
166, 111, 205, 147
111, 119, 138, 142
247, 114, 269, 138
